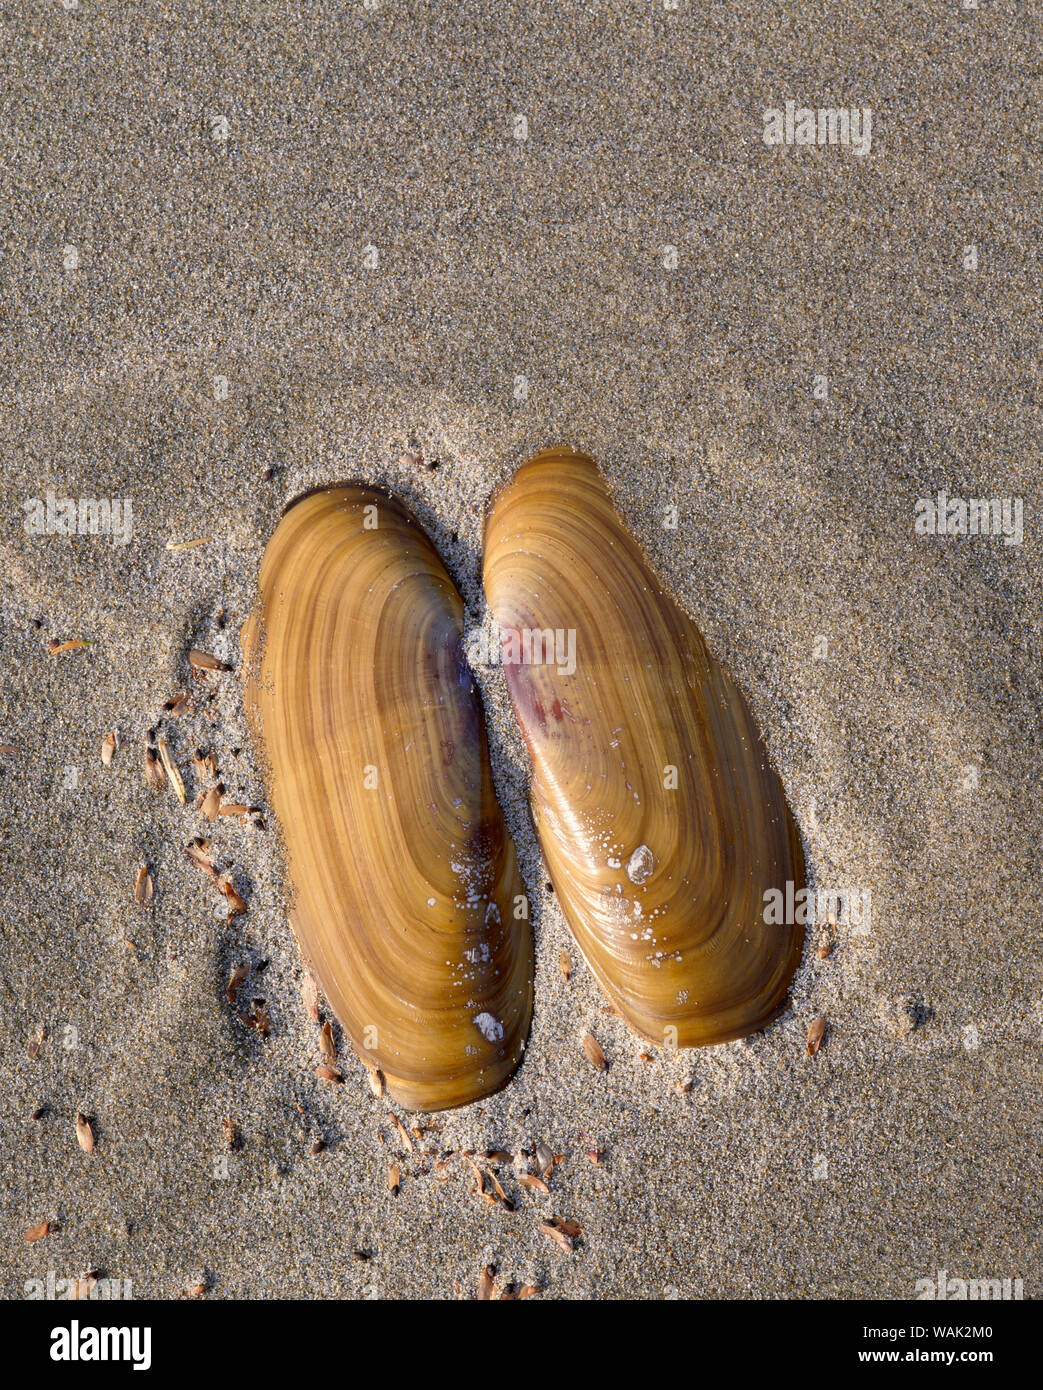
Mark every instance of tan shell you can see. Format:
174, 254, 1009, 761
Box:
483, 448, 805, 1047
245, 485, 533, 1110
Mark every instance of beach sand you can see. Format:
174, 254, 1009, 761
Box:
1, 2, 1039, 1298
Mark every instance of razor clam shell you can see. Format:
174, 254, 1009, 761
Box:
245, 486, 533, 1110
483, 448, 805, 1047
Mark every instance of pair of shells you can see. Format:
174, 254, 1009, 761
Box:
245, 450, 804, 1110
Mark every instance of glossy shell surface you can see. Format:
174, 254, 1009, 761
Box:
246, 485, 533, 1109
484, 448, 804, 1046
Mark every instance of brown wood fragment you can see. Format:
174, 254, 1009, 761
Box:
487, 1169, 513, 1209
157, 739, 185, 803
226, 963, 249, 1003
75, 1112, 95, 1153
187, 648, 229, 672
218, 802, 251, 817
477, 1264, 496, 1300
222, 1118, 239, 1150
319, 1021, 336, 1064
185, 838, 216, 876
539, 1220, 577, 1252
517, 1173, 550, 1194
134, 865, 153, 908
48, 639, 91, 655
166, 536, 212, 552
192, 750, 217, 779
314, 1065, 343, 1084
144, 746, 166, 790
101, 731, 117, 765
217, 875, 247, 916
388, 1113, 414, 1153
582, 1033, 607, 1071
240, 1004, 271, 1037
581, 1128, 603, 1162
807, 1016, 827, 1056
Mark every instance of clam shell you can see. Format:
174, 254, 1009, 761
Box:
245, 485, 533, 1110
483, 448, 804, 1047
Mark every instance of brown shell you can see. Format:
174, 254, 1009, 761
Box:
245, 485, 533, 1110
483, 448, 805, 1047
